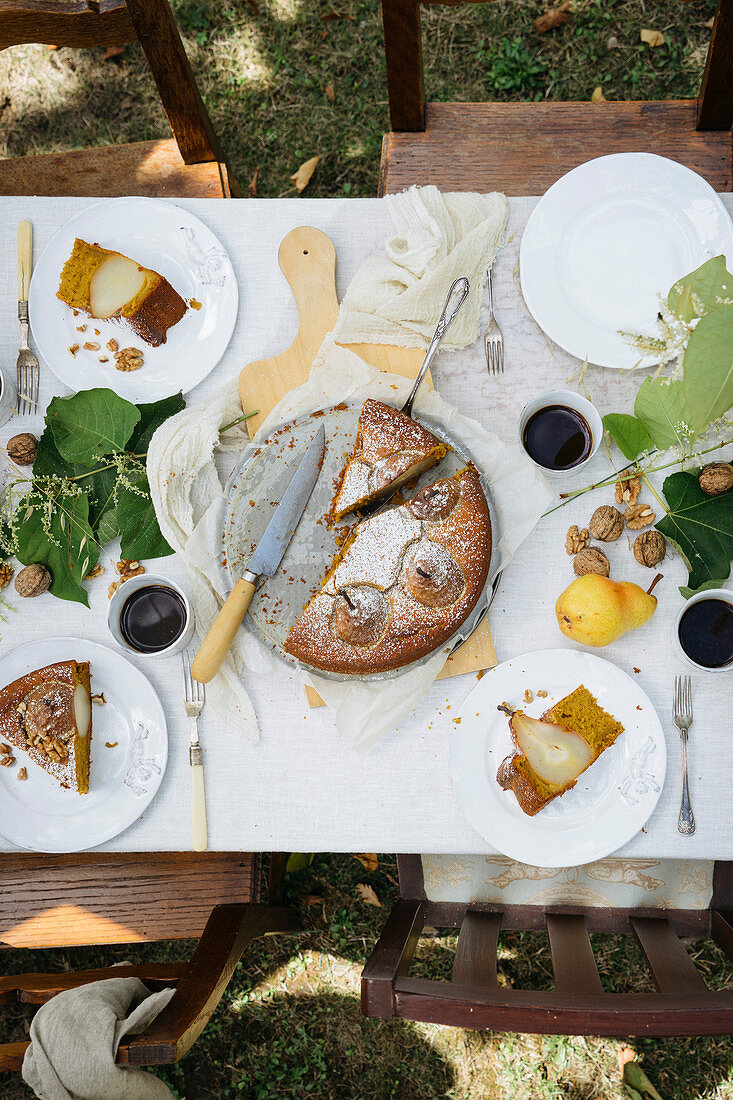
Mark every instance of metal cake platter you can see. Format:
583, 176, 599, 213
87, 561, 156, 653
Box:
222, 403, 501, 682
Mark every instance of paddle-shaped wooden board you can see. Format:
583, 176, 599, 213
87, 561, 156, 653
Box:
237, 226, 496, 706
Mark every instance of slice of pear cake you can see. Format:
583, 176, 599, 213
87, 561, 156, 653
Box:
496, 685, 624, 816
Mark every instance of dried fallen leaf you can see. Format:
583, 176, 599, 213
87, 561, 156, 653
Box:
535, 2, 571, 34
591, 86, 607, 102
356, 883, 381, 907
290, 155, 319, 193
640, 28, 665, 47
300, 894, 325, 907
101, 45, 125, 62
353, 853, 378, 872
618, 1046, 637, 1070
248, 165, 260, 197
325, 83, 335, 103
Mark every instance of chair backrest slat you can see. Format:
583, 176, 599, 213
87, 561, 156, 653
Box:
631, 917, 707, 993
0, 1, 136, 50
546, 914, 603, 994
698, 0, 733, 129
452, 911, 500, 987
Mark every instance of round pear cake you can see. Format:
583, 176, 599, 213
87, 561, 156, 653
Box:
284, 467, 491, 675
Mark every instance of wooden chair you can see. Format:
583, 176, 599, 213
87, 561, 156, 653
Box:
0, 0, 240, 197
379, 0, 733, 195
0, 852, 295, 1071
362, 855, 733, 1036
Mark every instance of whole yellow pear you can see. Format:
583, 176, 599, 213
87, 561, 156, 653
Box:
555, 573, 661, 647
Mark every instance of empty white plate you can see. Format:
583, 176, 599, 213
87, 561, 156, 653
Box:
520, 153, 733, 369
450, 649, 666, 866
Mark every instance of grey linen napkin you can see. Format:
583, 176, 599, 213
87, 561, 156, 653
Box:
22, 977, 176, 1100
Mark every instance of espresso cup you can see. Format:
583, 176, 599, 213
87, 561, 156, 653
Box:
107, 573, 194, 658
518, 389, 603, 478
673, 588, 733, 673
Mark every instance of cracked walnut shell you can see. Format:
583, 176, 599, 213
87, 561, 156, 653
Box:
699, 462, 733, 496
634, 530, 666, 567
565, 525, 590, 555
625, 504, 656, 530
589, 505, 624, 542
573, 547, 610, 576
615, 468, 641, 506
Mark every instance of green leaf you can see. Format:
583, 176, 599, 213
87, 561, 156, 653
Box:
679, 577, 730, 600
603, 413, 654, 462
47, 388, 140, 465
97, 506, 120, 545
682, 308, 733, 436
127, 392, 186, 454
117, 468, 172, 560
634, 376, 693, 451
622, 1060, 664, 1100
33, 427, 77, 479
668, 255, 733, 321
15, 492, 99, 605
656, 471, 733, 594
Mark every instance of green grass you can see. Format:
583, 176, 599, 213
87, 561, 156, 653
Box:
2, 855, 733, 1098
0, 0, 717, 198
0, 2, 729, 1095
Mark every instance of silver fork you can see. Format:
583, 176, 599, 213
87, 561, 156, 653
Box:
484, 268, 504, 375
182, 650, 208, 851
16, 221, 39, 415
673, 674, 695, 836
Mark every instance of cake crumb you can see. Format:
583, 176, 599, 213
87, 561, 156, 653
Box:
17, 767, 27, 781
92, 692, 107, 705
189, 298, 202, 310
68, 344, 79, 356
75, 324, 87, 332
476, 670, 485, 681
633, 667, 641, 673
523, 688, 534, 704
536, 689, 548, 698
105, 740, 119, 749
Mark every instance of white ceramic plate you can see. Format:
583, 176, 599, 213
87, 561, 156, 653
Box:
520, 153, 733, 369
450, 649, 666, 866
0, 637, 167, 852
29, 197, 238, 401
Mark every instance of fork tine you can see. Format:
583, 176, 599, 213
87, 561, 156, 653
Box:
685, 675, 692, 720
673, 674, 679, 719
182, 649, 191, 700
492, 343, 498, 375
33, 362, 39, 414
498, 340, 504, 373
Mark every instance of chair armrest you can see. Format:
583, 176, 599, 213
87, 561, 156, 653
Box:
119, 903, 295, 1065
0, 1041, 29, 1073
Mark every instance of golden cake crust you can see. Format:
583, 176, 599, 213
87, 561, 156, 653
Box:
285, 467, 491, 675
56, 238, 187, 347
497, 686, 625, 816
331, 399, 448, 520
0, 660, 92, 793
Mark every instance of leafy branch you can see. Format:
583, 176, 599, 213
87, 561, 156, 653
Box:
0, 388, 185, 605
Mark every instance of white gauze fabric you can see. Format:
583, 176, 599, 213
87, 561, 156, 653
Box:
332, 186, 508, 351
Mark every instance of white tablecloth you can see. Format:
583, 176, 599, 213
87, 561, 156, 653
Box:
0, 195, 730, 858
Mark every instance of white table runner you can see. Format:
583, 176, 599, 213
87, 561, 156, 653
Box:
0, 195, 730, 858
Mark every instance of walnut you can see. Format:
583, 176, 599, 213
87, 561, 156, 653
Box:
0, 563, 14, 590
589, 505, 624, 542
17, 767, 27, 781
98, 356, 109, 363
106, 338, 119, 353
615, 468, 641, 506
68, 344, 79, 356
565, 525, 590, 555
0, 755, 15, 766
83, 341, 100, 351
699, 462, 733, 496
14, 564, 52, 597
523, 689, 534, 704
75, 324, 87, 333
573, 547, 610, 576
86, 564, 104, 579
0, 743, 10, 754
117, 559, 145, 581
625, 504, 655, 530
634, 530, 666, 567
7, 432, 38, 466
108, 582, 119, 599
114, 347, 144, 372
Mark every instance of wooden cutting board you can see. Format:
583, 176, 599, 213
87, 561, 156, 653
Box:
237, 226, 497, 706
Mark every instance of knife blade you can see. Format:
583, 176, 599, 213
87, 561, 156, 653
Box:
192, 423, 326, 683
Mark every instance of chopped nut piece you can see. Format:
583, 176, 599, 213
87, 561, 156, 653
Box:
536, 690, 548, 698
75, 324, 87, 332
573, 547, 610, 577
0, 743, 11, 754
108, 581, 119, 599
17, 767, 27, 781
86, 564, 104, 579
523, 689, 534, 704
92, 692, 107, 706
114, 347, 144, 372
106, 338, 119, 352
589, 505, 624, 542
565, 525, 590, 555
117, 559, 145, 582
83, 341, 101, 351
98, 356, 109, 363
0, 563, 14, 590
625, 504, 655, 530
614, 468, 641, 506
634, 530, 666, 567
94, 328, 100, 335
0, 755, 15, 767
68, 344, 80, 356
17, 700, 27, 714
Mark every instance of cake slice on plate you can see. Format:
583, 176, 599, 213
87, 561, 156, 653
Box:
286, 467, 491, 675
57, 238, 188, 347
0, 661, 92, 793
496, 686, 624, 816
331, 399, 449, 520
